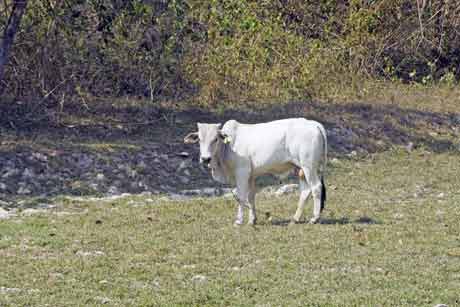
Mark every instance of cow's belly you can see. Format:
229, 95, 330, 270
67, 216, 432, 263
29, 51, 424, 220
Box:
252, 162, 295, 177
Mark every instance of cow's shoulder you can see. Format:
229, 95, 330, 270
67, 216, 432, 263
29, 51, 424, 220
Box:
222, 119, 240, 134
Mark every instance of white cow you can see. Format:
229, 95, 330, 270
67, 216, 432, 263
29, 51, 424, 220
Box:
184, 118, 327, 226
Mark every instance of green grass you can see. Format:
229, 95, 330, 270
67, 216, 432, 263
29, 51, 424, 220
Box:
1, 149, 460, 306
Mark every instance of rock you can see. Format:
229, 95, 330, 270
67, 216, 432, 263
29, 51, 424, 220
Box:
76, 250, 105, 257
31, 152, 48, 162
168, 193, 191, 201
434, 304, 448, 307
22, 168, 34, 179
179, 176, 190, 184
137, 160, 147, 169
37, 203, 55, 209
180, 187, 221, 197
0, 208, 10, 219
159, 154, 168, 160
191, 275, 207, 283
49, 272, 64, 279
275, 184, 298, 196
223, 188, 236, 198
17, 186, 31, 195
130, 181, 147, 190
454, 115, 460, 125
202, 187, 218, 196
107, 186, 120, 195
182, 264, 196, 269
405, 142, 415, 152
96, 173, 105, 181
127, 168, 137, 178
130, 280, 148, 289
177, 152, 190, 158
95, 296, 111, 304
2, 168, 20, 178
347, 150, 358, 158
178, 159, 192, 172
22, 208, 46, 216
330, 158, 340, 164
0, 287, 21, 294
77, 155, 93, 169
0, 182, 6, 190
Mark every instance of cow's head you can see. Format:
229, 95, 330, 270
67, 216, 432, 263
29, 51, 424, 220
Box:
184, 123, 230, 168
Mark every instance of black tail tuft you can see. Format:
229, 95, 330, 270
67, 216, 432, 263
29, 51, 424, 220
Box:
320, 177, 326, 212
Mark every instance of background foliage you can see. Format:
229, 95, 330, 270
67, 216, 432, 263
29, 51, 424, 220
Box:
1, 0, 459, 106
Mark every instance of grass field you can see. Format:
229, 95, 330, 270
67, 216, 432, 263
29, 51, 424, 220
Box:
1, 148, 460, 306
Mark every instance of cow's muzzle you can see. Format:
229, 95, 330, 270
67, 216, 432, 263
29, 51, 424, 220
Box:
200, 157, 212, 168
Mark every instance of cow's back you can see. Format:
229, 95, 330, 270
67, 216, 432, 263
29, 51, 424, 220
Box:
223, 118, 323, 174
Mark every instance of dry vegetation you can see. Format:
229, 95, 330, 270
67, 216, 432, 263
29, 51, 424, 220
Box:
1, 0, 459, 107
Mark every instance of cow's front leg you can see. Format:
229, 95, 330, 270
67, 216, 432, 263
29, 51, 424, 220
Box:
234, 202, 244, 226
234, 170, 251, 226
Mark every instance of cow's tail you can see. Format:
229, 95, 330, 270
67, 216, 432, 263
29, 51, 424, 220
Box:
317, 125, 327, 212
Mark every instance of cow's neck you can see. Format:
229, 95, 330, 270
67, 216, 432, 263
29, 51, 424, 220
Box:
211, 142, 234, 184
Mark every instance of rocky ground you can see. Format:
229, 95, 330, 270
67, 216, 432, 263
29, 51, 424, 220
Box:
0, 142, 220, 203
1, 100, 459, 208
0, 125, 366, 204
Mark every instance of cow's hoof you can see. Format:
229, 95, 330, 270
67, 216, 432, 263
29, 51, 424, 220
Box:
289, 219, 302, 226
308, 217, 319, 224
233, 221, 243, 227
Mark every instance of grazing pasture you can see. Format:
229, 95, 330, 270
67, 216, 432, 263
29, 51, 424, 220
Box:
1, 149, 459, 306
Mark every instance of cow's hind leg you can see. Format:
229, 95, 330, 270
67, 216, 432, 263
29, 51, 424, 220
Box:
292, 178, 311, 223
307, 168, 325, 224
248, 177, 257, 225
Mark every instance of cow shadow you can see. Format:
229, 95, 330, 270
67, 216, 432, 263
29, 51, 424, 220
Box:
320, 216, 381, 225
267, 215, 380, 227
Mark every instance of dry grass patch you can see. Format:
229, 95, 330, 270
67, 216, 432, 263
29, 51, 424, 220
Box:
1, 149, 460, 306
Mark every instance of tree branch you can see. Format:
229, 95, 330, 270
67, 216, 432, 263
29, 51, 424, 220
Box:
0, 0, 28, 96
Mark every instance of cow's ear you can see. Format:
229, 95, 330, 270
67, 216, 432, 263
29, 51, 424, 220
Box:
184, 132, 199, 144
219, 131, 231, 144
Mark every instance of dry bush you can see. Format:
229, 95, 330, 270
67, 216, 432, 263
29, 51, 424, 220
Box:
0, 0, 459, 108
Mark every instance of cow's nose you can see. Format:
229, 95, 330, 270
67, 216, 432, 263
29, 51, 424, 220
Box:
200, 157, 211, 165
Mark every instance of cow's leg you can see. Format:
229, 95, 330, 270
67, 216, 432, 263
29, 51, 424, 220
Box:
234, 170, 251, 226
292, 178, 311, 223
235, 201, 244, 226
248, 177, 257, 225
307, 169, 324, 224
